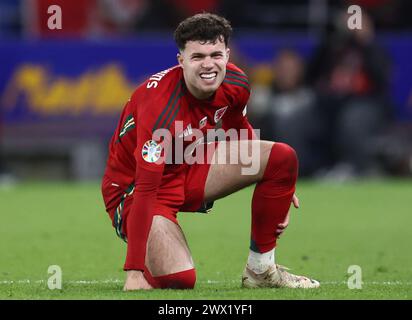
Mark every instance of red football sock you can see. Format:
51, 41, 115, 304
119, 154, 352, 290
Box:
144, 268, 196, 289
250, 143, 298, 253
143, 266, 158, 288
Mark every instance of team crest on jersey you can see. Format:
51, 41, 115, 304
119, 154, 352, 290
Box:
214, 106, 228, 123
199, 116, 207, 129
142, 140, 162, 163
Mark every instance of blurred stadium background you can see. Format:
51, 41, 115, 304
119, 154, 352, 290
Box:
0, 0, 411, 183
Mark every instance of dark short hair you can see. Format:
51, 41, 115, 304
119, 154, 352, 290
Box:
174, 13, 233, 51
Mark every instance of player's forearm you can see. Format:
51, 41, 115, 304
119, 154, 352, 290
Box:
243, 119, 257, 140
123, 169, 163, 271
234, 118, 257, 140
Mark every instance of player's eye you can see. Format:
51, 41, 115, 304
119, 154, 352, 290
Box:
211, 51, 224, 58
191, 55, 203, 61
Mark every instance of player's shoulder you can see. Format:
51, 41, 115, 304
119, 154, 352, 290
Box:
226, 62, 248, 77
131, 65, 183, 105
223, 62, 251, 94
144, 65, 182, 92
128, 66, 183, 130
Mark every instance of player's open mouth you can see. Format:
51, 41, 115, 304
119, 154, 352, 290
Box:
199, 72, 217, 81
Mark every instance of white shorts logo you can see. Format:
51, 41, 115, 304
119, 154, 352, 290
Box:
142, 140, 162, 163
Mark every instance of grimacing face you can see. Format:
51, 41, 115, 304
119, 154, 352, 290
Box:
177, 39, 230, 100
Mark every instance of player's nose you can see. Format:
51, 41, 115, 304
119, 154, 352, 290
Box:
201, 56, 214, 69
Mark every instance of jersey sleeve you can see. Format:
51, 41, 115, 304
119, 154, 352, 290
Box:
123, 86, 172, 271
223, 65, 257, 140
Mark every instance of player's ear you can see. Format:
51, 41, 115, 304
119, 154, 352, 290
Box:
177, 52, 184, 66
225, 48, 230, 63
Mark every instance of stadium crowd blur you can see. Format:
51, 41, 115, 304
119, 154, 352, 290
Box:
1, 0, 412, 182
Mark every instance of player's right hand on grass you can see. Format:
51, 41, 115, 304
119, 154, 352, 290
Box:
123, 270, 152, 291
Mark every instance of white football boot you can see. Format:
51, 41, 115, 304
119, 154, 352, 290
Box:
242, 264, 320, 289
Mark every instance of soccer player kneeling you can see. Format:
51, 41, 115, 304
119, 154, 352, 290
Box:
101, 13, 319, 290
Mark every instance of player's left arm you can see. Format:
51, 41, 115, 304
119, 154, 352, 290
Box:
223, 84, 257, 140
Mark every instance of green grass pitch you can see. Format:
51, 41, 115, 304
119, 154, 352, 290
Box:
0, 179, 411, 299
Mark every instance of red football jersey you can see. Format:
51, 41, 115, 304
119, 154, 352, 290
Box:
102, 62, 255, 270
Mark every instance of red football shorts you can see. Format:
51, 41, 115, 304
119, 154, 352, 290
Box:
102, 143, 216, 242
